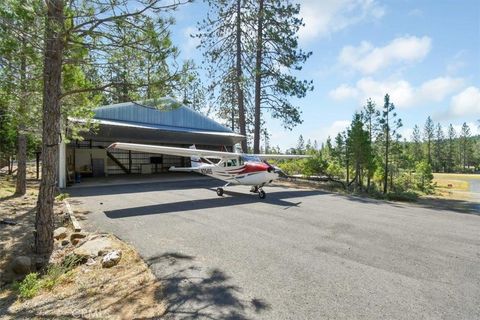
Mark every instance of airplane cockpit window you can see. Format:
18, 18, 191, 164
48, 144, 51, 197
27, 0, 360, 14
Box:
227, 159, 238, 167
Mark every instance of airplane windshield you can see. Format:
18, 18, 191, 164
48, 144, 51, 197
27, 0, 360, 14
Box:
242, 155, 261, 163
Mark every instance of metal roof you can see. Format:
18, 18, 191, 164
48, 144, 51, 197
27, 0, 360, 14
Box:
76, 99, 245, 146
94, 99, 232, 133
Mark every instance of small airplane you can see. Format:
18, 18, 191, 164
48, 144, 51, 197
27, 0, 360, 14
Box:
108, 142, 310, 199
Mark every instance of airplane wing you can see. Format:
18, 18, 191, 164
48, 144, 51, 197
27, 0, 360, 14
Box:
108, 142, 239, 159
254, 154, 313, 160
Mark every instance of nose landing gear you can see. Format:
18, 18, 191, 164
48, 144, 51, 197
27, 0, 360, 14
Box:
250, 186, 266, 199
258, 189, 266, 199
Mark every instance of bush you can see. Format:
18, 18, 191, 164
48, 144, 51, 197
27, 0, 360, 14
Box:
325, 162, 343, 179
14, 273, 41, 299
13, 255, 82, 299
414, 161, 434, 193
55, 193, 70, 201
386, 191, 418, 202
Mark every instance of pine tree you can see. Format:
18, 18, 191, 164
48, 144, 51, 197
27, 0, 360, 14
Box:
32, 0, 188, 256
197, 0, 252, 151
0, 0, 43, 195
296, 134, 305, 154
252, 0, 313, 153
362, 98, 379, 191
347, 113, 372, 191
423, 116, 435, 165
433, 123, 445, 172
411, 125, 423, 162
446, 124, 456, 172
378, 94, 402, 194
459, 122, 473, 171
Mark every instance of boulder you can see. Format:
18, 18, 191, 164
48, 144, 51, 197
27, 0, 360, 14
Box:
70, 232, 87, 246
53, 227, 68, 240
73, 237, 114, 260
102, 250, 122, 268
11, 256, 32, 275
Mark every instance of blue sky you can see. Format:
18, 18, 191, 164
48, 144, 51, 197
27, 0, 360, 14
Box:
169, 0, 480, 150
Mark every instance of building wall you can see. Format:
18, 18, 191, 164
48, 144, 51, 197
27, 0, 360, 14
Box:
69, 140, 189, 176
74, 148, 107, 175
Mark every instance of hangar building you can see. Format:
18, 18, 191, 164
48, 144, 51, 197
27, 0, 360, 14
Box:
58, 100, 244, 187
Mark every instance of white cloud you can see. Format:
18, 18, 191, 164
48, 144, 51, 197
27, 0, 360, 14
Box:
449, 86, 480, 117
419, 77, 465, 102
408, 8, 423, 17
308, 120, 351, 144
329, 76, 464, 108
339, 36, 432, 74
329, 84, 359, 100
399, 127, 414, 141
298, 0, 385, 42
446, 50, 467, 75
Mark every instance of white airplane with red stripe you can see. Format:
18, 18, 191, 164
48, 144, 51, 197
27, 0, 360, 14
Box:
109, 142, 310, 199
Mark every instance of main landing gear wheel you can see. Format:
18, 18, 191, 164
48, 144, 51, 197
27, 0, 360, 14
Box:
258, 190, 266, 199
216, 188, 224, 197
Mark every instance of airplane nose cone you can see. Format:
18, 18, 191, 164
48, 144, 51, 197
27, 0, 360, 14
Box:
273, 166, 287, 178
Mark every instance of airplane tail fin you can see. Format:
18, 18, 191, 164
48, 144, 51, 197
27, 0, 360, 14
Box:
189, 145, 202, 168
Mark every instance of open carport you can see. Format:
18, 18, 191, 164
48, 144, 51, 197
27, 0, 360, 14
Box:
68, 179, 480, 320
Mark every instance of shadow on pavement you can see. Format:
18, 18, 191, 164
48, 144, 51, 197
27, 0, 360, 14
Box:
68, 178, 217, 198
104, 189, 324, 218
331, 191, 480, 215
147, 252, 270, 320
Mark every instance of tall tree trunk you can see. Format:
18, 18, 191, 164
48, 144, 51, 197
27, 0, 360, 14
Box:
383, 118, 389, 194
15, 132, 27, 195
235, 0, 247, 152
35, 0, 65, 257
253, 0, 264, 154
15, 39, 28, 196
9, 156, 13, 174
366, 119, 372, 191
346, 152, 350, 188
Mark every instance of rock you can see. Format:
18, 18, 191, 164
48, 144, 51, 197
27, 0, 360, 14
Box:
53, 227, 68, 240
102, 250, 122, 268
11, 256, 32, 275
70, 232, 87, 246
73, 237, 114, 260
98, 248, 110, 256
61, 239, 70, 246
86, 258, 96, 266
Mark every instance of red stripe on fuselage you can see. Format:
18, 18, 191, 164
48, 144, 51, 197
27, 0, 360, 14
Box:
240, 162, 269, 174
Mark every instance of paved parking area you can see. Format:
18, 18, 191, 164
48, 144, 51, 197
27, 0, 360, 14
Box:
69, 179, 480, 320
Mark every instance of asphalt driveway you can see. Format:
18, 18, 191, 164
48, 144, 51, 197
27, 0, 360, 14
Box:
69, 178, 480, 320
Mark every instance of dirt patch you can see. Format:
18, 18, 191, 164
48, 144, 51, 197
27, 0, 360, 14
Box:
0, 174, 167, 319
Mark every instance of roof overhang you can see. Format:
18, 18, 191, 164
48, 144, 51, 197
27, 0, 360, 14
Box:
73, 118, 245, 146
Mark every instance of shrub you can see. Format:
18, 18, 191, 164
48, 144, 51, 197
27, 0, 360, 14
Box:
414, 161, 434, 193
386, 191, 418, 202
14, 273, 41, 299
55, 193, 70, 201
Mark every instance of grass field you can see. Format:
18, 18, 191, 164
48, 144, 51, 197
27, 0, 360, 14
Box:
433, 173, 480, 201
